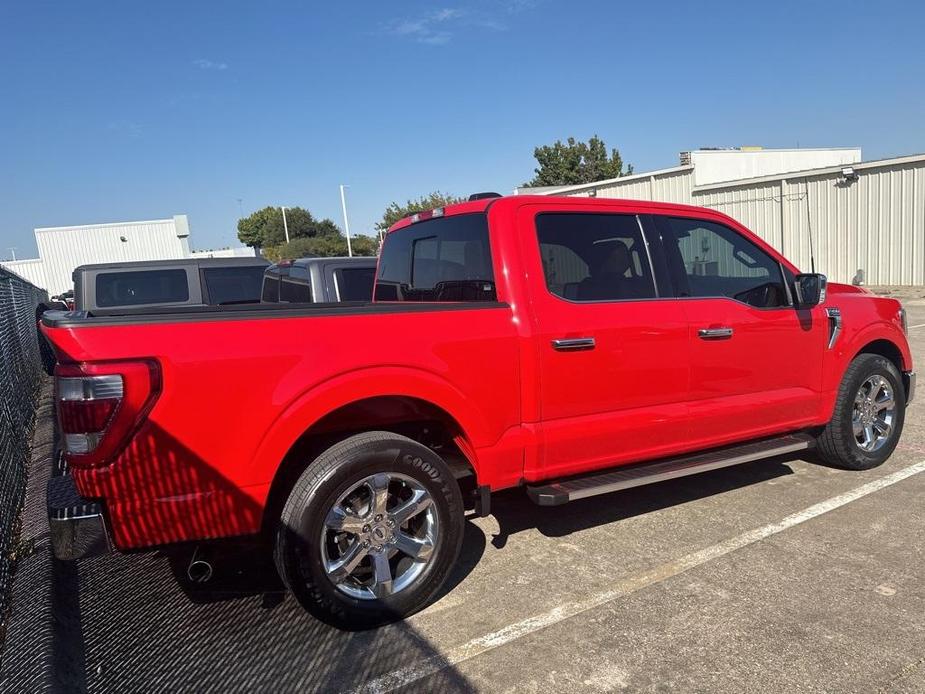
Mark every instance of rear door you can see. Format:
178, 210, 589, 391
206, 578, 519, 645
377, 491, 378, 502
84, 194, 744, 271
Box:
649, 214, 826, 449
520, 204, 691, 480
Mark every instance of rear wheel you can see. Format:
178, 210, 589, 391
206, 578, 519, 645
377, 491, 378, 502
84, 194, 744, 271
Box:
816, 354, 905, 470
274, 431, 464, 629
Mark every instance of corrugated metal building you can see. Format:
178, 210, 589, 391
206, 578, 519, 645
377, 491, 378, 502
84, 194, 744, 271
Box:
2, 215, 192, 294
521, 148, 925, 286
1, 259, 46, 291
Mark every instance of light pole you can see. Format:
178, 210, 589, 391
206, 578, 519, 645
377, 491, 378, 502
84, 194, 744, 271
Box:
339, 184, 353, 257
7, 248, 15, 261
281, 206, 290, 243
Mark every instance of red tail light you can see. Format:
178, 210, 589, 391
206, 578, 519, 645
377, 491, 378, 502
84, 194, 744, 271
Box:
55, 361, 161, 468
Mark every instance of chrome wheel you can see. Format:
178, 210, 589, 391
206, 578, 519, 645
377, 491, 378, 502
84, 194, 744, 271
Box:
852, 375, 896, 453
320, 472, 438, 600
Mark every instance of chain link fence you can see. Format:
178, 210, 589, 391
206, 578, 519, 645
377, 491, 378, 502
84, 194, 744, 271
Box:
0, 267, 50, 613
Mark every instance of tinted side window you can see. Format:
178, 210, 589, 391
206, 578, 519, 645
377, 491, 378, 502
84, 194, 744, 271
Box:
375, 213, 495, 302
95, 269, 189, 307
202, 266, 265, 305
654, 216, 788, 308
280, 272, 312, 303
535, 213, 656, 301
261, 276, 279, 302
336, 267, 375, 301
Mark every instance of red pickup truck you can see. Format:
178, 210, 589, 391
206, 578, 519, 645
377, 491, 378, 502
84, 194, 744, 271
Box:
42, 195, 915, 628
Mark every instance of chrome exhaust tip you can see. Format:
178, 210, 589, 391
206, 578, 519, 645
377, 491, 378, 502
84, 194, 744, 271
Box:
187, 547, 213, 583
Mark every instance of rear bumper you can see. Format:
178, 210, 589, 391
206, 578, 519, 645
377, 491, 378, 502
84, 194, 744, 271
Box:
47, 474, 111, 561
905, 371, 916, 405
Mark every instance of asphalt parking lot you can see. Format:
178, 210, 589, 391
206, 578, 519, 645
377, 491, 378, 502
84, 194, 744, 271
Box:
5, 304, 925, 693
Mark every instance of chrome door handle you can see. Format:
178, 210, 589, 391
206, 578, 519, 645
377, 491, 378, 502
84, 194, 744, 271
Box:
698, 327, 734, 340
551, 337, 596, 351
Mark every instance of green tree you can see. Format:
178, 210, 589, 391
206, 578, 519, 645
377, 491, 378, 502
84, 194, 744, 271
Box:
263, 233, 379, 262
375, 191, 465, 234
525, 135, 632, 187
237, 206, 341, 248
237, 206, 277, 248
350, 235, 380, 256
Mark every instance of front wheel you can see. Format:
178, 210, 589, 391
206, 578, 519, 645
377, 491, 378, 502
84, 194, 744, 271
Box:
274, 431, 464, 629
816, 353, 906, 470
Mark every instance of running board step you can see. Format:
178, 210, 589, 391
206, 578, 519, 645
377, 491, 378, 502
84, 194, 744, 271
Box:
527, 433, 815, 506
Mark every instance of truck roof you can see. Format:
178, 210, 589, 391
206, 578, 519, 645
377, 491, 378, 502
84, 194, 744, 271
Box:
74, 256, 270, 273
387, 194, 740, 234
264, 255, 377, 276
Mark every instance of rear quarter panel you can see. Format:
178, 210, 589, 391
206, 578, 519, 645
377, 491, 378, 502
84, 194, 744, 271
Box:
44, 306, 520, 547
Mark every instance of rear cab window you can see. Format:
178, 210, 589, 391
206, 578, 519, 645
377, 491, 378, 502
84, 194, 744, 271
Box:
95, 269, 189, 307
375, 213, 496, 302
280, 269, 312, 303
261, 273, 280, 302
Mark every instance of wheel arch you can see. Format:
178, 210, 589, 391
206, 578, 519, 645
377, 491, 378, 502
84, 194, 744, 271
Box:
855, 338, 906, 373
854, 338, 913, 403
251, 367, 484, 532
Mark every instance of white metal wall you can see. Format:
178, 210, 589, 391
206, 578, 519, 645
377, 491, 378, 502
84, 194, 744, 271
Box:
33, 217, 189, 294
0, 259, 47, 291
689, 148, 861, 186
545, 154, 925, 285
190, 247, 257, 259
2, 215, 264, 294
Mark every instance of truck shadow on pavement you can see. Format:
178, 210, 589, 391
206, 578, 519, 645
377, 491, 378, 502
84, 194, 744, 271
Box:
51, 416, 798, 694
71, 542, 481, 693
488, 455, 799, 549
163, 517, 487, 611
82, 450, 789, 694
37, 419, 482, 693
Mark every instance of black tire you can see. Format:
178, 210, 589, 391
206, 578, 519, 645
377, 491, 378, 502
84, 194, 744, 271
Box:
273, 431, 464, 629
816, 353, 905, 470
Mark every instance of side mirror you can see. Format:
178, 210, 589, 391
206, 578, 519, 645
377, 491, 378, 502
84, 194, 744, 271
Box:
794, 273, 827, 308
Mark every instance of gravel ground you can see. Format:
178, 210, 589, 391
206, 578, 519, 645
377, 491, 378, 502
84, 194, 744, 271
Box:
869, 286, 925, 303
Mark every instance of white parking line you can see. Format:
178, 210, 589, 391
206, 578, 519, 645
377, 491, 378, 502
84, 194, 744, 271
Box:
352, 459, 925, 694
908, 323, 925, 329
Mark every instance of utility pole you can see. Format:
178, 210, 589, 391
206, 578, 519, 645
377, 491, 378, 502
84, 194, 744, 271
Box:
339, 185, 353, 257
281, 206, 290, 243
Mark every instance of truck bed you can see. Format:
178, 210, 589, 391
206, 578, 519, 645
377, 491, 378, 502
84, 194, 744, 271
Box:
40, 300, 523, 549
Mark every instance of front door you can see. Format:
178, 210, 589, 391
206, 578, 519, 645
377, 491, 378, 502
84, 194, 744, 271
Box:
520, 206, 691, 481
650, 214, 826, 450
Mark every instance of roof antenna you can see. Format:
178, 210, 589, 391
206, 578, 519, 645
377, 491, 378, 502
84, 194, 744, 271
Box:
804, 183, 816, 274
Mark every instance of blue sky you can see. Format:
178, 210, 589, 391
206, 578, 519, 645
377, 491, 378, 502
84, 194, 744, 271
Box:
2, 1, 924, 259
